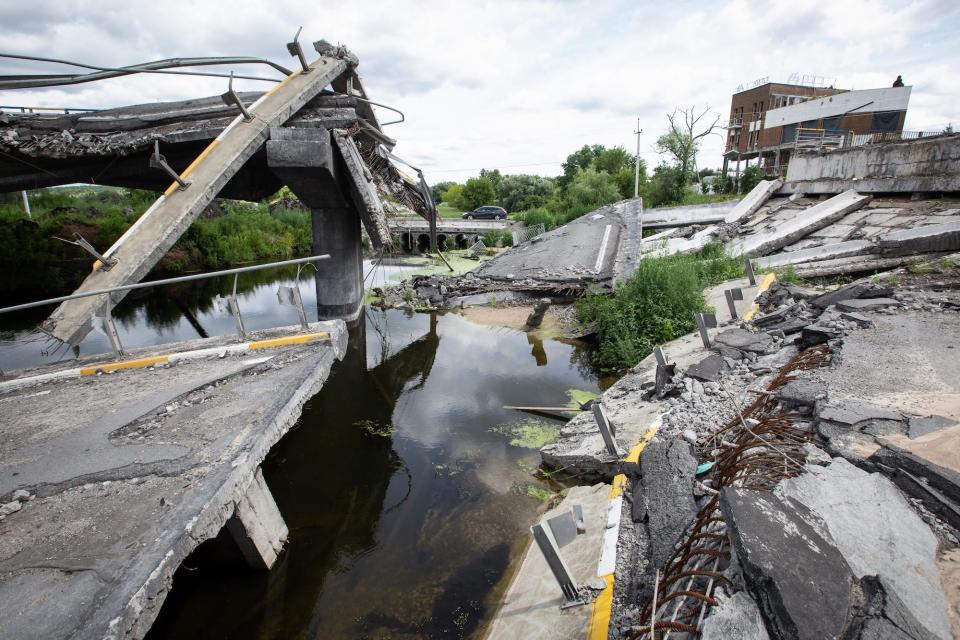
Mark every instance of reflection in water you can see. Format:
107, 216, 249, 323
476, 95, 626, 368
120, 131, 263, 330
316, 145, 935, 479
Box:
527, 333, 548, 367
147, 306, 602, 640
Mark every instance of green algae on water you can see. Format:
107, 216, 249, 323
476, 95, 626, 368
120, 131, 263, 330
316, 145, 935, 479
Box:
491, 418, 561, 449
565, 388, 598, 408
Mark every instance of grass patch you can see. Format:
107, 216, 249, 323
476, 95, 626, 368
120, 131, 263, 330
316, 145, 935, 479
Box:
437, 202, 464, 219
491, 418, 561, 449
775, 265, 801, 284
677, 192, 740, 206
576, 243, 743, 370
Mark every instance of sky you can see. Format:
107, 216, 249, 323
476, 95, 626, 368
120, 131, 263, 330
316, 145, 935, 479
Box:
1, 0, 958, 185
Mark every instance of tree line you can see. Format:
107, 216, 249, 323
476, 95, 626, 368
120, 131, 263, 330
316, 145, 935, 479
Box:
430, 106, 755, 230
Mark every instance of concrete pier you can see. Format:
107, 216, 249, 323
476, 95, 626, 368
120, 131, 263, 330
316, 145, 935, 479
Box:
0, 321, 346, 639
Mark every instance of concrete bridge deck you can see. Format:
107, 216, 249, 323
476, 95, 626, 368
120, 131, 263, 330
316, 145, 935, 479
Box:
388, 216, 515, 234
0, 321, 346, 639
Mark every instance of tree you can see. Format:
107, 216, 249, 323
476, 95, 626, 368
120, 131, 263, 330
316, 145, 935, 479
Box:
496, 174, 555, 212
457, 177, 496, 211
594, 146, 633, 174
558, 144, 604, 190
441, 184, 464, 208
647, 164, 686, 207
479, 168, 503, 191
739, 165, 764, 194
656, 106, 720, 187
564, 167, 621, 211
431, 181, 456, 203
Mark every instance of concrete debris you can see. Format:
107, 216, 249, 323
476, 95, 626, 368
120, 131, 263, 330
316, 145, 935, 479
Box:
685, 354, 726, 382
713, 328, 774, 354
638, 438, 697, 569
720, 486, 858, 640
878, 220, 960, 257
525, 298, 551, 328
728, 189, 872, 257
700, 591, 770, 640
835, 297, 901, 312
723, 179, 782, 224
777, 459, 952, 640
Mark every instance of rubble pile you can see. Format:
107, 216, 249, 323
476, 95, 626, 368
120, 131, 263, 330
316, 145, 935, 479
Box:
577, 257, 960, 639
373, 272, 584, 311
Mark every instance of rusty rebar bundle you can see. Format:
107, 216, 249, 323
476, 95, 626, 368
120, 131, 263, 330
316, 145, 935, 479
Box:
629, 344, 830, 639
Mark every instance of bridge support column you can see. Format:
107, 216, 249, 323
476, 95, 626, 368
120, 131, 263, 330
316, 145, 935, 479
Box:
267, 127, 363, 321
226, 468, 289, 570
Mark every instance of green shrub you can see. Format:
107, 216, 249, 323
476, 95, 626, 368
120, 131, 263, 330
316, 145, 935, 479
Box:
576, 243, 743, 370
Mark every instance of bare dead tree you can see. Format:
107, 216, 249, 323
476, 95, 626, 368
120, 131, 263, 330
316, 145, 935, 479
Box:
657, 105, 721, 183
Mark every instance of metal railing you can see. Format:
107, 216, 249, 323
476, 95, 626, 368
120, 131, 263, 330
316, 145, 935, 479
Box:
512, 223, 545, 246
0, 105, 101, 114
0, 255, 330, 358
794, 127, 846, 151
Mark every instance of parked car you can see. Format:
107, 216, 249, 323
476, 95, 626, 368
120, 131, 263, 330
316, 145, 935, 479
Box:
462, 206, 507, 220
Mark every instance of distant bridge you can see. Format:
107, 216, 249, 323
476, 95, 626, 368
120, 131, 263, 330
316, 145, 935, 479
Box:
388, 217, 516, 251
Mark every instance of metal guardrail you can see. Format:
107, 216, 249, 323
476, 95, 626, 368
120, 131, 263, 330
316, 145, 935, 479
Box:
512, 223, 545, 245
1, 255, 331, 358
0, 105, 101, 114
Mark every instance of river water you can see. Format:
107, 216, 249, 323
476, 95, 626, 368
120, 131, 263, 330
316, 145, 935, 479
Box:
0, 259, 605, 639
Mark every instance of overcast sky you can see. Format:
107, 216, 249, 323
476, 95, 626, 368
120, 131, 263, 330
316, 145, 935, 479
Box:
2, 0, 958, 184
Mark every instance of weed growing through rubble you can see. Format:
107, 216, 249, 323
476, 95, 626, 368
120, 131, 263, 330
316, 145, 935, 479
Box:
576, 243, 743, 370
775, 265, 801, 284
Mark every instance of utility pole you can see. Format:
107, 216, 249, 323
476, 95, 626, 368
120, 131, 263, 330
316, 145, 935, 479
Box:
633, 118, 642, 198
21, 190, 31, 218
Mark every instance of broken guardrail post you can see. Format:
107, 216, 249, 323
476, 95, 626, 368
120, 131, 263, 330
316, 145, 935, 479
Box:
695, 312, 718, 349
221, 71, 253, 121
149, 140, 190, 190
745, 256, 757, 286
286, 26, 311, 74
277, 285, 309, 331
724, 287, 744, 320
97, 297, 125, 358
592, 403, 622, 456
530, 522, 585, 609
653, 345, 668, 367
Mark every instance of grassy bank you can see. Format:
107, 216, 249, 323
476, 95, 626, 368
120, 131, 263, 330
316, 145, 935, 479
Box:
576, 243, 743, 370
0, 187, 312, 301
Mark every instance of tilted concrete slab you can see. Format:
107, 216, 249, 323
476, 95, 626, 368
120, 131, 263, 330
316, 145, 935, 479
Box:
332, 130, 392, 250
727, 190, 872, 257
0, 321, 346, 639
777, 459, 952, 640
753, 240, 876, 270
483, 484, 608, 640
40, 54, 350, 348
640, 201, 737, 229
878, 220, 960, 257
723, 179, 782, 224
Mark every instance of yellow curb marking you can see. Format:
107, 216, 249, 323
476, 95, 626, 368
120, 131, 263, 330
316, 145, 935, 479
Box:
80, 355, 169, 376
248, 332, 330, 350
742, 272, 777, 322
590, 423, 661, 638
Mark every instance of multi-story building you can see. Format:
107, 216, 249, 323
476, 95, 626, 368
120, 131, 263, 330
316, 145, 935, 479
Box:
722, 79, 912, 177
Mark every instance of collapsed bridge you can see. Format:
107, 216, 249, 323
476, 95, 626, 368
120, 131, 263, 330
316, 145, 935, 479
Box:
0, 40, 438, 347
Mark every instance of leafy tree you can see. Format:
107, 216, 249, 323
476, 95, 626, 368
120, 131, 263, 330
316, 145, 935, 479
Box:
594, 146, 632, 174
479, 168, 503, 191
739, 165, 764, 194
496, 174, 555, 213
431, 181, 456, 203
647, 164, 686, 207
442, 184, 464, 207
457, 177, 496, 211
564, 167, 621, 211
558, 144, 604, 190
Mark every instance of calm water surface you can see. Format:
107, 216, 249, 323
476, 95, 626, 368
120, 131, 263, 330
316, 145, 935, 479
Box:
0, 259, 603, 639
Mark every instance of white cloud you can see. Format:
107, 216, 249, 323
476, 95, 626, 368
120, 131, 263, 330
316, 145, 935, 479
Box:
2, 0, 957, 184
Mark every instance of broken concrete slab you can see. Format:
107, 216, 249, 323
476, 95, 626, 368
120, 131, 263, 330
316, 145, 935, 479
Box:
720, 487, 857, 640
685, 354, 726, 382
879, 220, 960, 257
809, 282, 892, 309
777, 458, 952, 640
713, 328, 774, 354
728, 190, 872, 257
723, 179, 782, 224
776, 378, 827, 408
908, 415, 958, 439
700, 591, 770, 640
639, 438, 697, 569
835, 297, 901, 312
641, 200, 736, 228
753, 240, 875, 270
